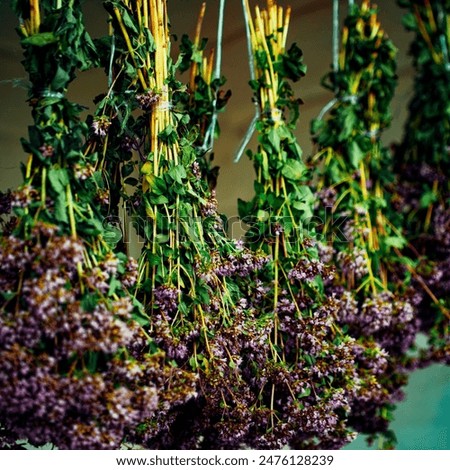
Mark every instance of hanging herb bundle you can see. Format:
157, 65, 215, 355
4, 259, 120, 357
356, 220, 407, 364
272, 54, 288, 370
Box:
95, 0, 319, 450
394, 0, 450, 364
237, 0, 387, 449
0, 0, 196, 450
310, 0, 421, 446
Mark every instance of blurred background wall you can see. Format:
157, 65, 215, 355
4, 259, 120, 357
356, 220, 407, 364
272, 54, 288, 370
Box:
0, 0, 448, 449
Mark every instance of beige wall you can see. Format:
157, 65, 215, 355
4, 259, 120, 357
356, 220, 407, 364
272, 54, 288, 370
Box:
0, 0, 414, 218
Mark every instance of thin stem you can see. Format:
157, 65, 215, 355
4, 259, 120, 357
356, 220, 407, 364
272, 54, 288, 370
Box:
66, 184, 77, 240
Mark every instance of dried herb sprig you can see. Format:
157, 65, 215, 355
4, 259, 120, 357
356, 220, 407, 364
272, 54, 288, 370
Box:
0, 0, 195, 449
237, 0, 386, 450
394, 0, 450, 365
310, 0, 420, 448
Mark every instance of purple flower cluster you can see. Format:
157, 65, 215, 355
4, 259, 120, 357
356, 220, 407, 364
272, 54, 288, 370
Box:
0, 347, 158, 449
315, 187, 337, 208
126, 244, 390, 450
153, 285, 180, 316
317, 242, 335, 264
392, 160, 449, 364
73, 162, 95, 181
10, 185, 39, 209
195, 249, 271, 284
336, 248, 369, 280
91, 115, 111, 137
0, 222, 195, 449
433, 205, 450, 248
288, 258, 334, 282
122, 257, 139, 289
337, 290, 419, 356
39, 144, 54, 159
200, 190, 219, 218
136, 90, 160, 111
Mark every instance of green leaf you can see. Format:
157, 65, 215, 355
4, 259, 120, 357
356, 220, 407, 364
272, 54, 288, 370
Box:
108, 277, 122, 296
419, 189, 438, 208
298, 387, 311, 398
116, 5, 138, 34
86, 352, 99, 374
51, 66, 71, 91
291, 201, 312, 219
383, 235, 407, 249
54, 193, 69, 224
401, 12, 417, 31
267, 128, 281, 152
273, 43, 307, 82
281, 159, 305, 181
48, 168, 69, 193
149, 194, 169, 205
338, 108, 357, 140
81, 293, 98, 312
189, 356, 198, 370
348, 140, 365, 168
167, 164, 187, 184
122, 162, 135, 178
103, 226, 123, 248
158, 124, 177, 144
0, 291, 16, 301
256, 209, 269, 221
132, 310, 151, 327
22, 32, 57, 47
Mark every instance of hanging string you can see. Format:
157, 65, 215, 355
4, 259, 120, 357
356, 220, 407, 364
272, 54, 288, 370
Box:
201, 0, 226, 154
214, 0, 226, 81
242, 0, 256, 84
316, 94, 359, 122
316, 98, 339, 122
108, 34, 116, 88
332, 0, 340, 78
315, 0, 342, 122
234, 0, 260, 163
36, 89, 65, 100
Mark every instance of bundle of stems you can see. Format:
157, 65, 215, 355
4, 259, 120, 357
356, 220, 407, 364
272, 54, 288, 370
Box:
310, 0, 424, 447
237, 0, 386, 450
0, 0, 197, 450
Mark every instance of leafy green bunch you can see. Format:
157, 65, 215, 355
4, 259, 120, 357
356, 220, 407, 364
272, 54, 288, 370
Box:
310, 0, 420, 447
237, 0, 388, 449
0, 0, 195, 449
394, 0, 449, 364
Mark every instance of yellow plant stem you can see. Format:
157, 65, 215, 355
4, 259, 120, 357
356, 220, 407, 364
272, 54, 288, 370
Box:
66, 184, 77, 240
414, 4, 442, 64
424, 179, 439, 232
113, 7, 148, 90
190, 2, 207, 90
30, 0, 40, 35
